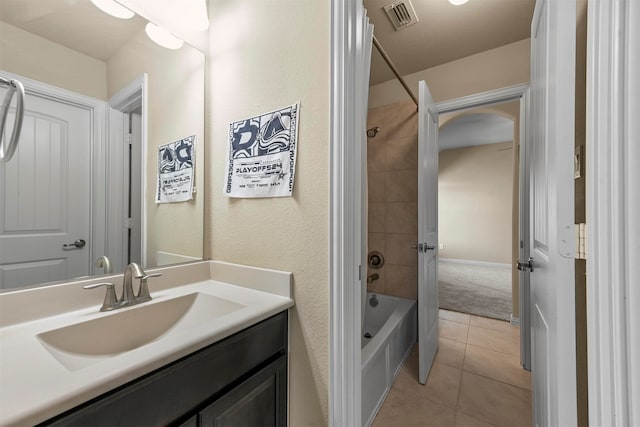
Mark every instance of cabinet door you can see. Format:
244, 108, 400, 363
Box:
199, 356, 287, 427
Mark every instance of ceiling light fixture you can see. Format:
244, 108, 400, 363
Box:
448, 0, 469, 5
145, 22, 184, 50
90, 0, 135, 19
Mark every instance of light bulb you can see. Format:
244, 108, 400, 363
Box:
91, 0, 135, 19
448, 0, 469, 5
145, 22, 184, 50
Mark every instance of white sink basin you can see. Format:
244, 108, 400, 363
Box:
37, 293, 245, 371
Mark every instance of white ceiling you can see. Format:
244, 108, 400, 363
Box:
364, 0, 535, 85
439, 113, 513, 151
0, 0, 146, 61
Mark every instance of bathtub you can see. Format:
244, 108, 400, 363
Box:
361, 293, 417, 426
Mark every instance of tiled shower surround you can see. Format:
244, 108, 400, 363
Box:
367, 100, 419, 299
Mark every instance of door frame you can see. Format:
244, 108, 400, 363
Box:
435, 84, 531, 371
107, 75, 148, 271
0, 70, 107, 277
586, 0, 640, 424
329, 1, 367, 425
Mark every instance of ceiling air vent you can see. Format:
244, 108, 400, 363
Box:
383, 0, 419, 31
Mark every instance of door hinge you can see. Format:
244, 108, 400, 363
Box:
124, 218, 132, 229
127, 134, 133, 146
575, 223, 586, 260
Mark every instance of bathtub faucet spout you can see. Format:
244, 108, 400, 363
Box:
367, 273, 379, 284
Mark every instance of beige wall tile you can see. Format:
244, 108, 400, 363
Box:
386, 202, 418, 234
369, 203, 386, 233
385, 101, 419, 140
463, 344, 531, 390
458, 372, 532, 427
367, 106, 387, 142
367, 268, 385, 294
368, 232, 386, 254
385, 170, 418, 202
385, 264, 418, 299
386, 233, 418, 266
387, 136, 418, 171
367, 137, 386, 171
368, 172, 385, 203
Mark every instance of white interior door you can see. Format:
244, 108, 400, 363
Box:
0, 92, 92, 289
529, 0, 577, 425
418, 80, 439, 384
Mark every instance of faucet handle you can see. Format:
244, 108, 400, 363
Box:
136, 273, 162, 303
83, 282, 120, 312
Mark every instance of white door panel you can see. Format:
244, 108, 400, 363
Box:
529, 0, 577, 425
0, 94, 92, 289
418, 80, 439, 384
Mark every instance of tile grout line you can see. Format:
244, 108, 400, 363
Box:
460, 369, 532, 394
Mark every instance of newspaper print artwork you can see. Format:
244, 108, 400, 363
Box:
224, 103, 299, 198
156, 135, 195, 203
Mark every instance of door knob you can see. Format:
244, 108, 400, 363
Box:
412, 243, 436, 253
517, 257, 534, 272
63, 239, 86, 250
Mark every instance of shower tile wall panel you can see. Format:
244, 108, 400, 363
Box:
367, 100, 418, 300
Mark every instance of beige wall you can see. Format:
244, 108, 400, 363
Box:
206, 0, 329, 425
108, 29, 206, 266
439, 142, 513, 264
368, 38, 530, 108
366, 101, 419, 298
0, 21, 107, 100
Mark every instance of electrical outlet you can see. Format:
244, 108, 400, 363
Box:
439, 243, 444, 250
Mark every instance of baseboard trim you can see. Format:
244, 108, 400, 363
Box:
510, 315, 520, 326
439, 258, 512, 270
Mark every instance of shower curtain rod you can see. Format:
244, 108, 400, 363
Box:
372, 35, 418, 108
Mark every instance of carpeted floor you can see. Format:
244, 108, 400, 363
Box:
438, 262, 512, 321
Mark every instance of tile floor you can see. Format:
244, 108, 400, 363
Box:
372, 309, 532, 427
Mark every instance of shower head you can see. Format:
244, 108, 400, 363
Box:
367, 126, 380, 138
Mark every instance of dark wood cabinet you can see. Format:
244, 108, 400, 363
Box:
43, 311, 288, 427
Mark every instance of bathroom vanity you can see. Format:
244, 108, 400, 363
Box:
45, 312, 287, 426
0, 261, 293, 427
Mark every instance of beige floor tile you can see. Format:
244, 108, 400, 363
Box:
470, 315, 514, 333
463, 345, 531, 390
440, 319, 469, 343
435, 337, 466, 370
387, 355, 461, 410
466, 325, 519, 357
440, 309, 471, 325
455, 411, 495, 427
423, 363, 463, 409
373, 388, 457, 427
457, 372, 532, 427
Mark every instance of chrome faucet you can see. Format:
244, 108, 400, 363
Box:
121, 262, 145, 307
84, 263, 162, 312
95, 255, 112, 274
